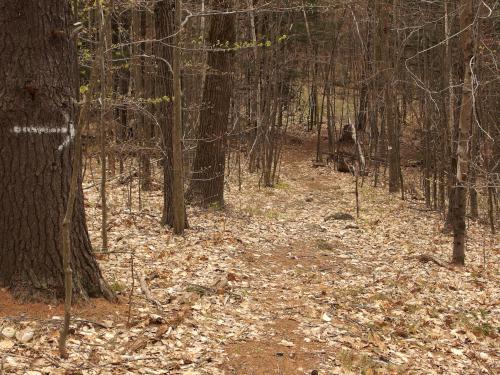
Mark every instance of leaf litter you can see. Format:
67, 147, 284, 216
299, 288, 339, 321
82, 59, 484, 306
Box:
0, 144, 499, 374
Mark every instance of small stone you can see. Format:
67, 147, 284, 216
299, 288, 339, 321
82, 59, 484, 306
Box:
279, 339, 295, 347
322, 312, 332, 322
1, 327, 16, 338
148, 314, 164, 325
305, 197, 313, 202
16, 329, 34, 343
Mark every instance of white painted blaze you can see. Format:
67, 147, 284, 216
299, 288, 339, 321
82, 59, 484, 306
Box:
11, 123, 75, 151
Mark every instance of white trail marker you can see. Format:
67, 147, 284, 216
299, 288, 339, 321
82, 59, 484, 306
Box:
11, 122, 75, 151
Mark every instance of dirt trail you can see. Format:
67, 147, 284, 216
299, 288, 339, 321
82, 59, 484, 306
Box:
218, 143, 499, 374
0, 140, 498, 375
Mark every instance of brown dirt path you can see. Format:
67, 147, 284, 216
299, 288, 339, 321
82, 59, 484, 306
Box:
218, 139, 499, 374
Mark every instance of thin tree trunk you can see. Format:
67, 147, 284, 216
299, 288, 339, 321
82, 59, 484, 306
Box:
248, 0, 262, 174
172, 0, 186, 233
98, 2, 108, 252
452, 0, 475, 265
140, 10, 156, 191
381, 1, 400, 193
444, 0, 457, 230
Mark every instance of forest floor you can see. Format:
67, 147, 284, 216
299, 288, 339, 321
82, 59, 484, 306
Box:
1, 136, 499, 375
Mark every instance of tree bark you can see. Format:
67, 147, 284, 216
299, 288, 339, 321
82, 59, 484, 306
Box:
381, 0, 400, 193
171, 0, 186, 233
155, 0, 188, 230
0, 0, 112, 301
140, 10, 155, 192
98, 1, 109, 252
443, 0, 457, 230
188, 0, 236, 207
452, 0, 475, 265
387, 69, 400, 192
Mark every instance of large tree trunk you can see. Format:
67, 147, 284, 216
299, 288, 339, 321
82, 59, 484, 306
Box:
0, 0, 112, 301
156, 0, 188, 231
188, 0, 236, 207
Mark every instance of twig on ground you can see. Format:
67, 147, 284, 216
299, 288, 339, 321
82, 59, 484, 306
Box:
413, 254, 447, 268
138, 271, 164, 310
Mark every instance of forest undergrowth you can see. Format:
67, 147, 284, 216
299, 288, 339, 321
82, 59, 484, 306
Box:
0, 139, 498, 375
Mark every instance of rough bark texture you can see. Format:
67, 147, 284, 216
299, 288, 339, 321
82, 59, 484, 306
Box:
0, 1, 111, 301
155, 0, 176, 226
188, 0, 236, 207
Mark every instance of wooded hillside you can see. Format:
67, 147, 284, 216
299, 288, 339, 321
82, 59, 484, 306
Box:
0, 1, 498, 374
